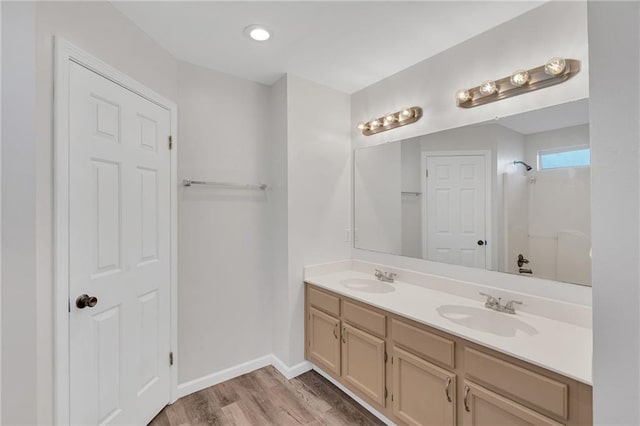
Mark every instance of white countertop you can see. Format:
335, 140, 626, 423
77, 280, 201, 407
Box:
305, 268, 592, 385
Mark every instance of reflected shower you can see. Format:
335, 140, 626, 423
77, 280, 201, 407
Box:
513, 160, 533, 171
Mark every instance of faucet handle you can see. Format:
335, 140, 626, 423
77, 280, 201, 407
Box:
385, 272, 397, 278
505, 300, 523, 309
479, 292, 498, 305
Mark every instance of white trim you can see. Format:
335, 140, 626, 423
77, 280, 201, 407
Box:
53, 37, 179, 424
176, 355, 273, 399
176, 355, 312, 399
312, 365, 395, 426
420, 150, 493, 269
271, 356, 313, 380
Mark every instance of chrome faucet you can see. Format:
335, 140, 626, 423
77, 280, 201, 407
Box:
374, 269, 397, 283
480, 292, 523, 314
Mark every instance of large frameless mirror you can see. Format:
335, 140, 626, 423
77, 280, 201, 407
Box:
354, 99, 591, 286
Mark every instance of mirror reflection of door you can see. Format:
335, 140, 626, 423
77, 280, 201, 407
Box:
423, 154, 487, 268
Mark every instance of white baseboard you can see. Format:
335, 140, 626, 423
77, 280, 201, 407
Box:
177, 355, 273, 398
312, 364, 396, 426
271, 356, 313, 379
176, 354, 312, 399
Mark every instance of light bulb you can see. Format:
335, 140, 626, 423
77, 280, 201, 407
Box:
510, 70, 529, 87
455, 89, 471, 104
399, 108, 413, 121
357, 122, 366, 131
369, 118, 381, 129
479, 80, 497, 96
384, 114, 396, 125
544, 57, 566, 76
244, 25, 272, 42
249, 28, 270, 41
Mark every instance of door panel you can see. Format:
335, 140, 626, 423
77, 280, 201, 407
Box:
462, 382, 563, 426
69, 61, 171, 425
341, 323, 386, 406
392, 347, 456, 426
308, 307, 341, 376
426, 155, 486, 268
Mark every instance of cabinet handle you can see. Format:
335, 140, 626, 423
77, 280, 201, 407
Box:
444, 377, 452, 402
341, 327, 346, 344
463, 385, 471, 412
333, 323, 338, 339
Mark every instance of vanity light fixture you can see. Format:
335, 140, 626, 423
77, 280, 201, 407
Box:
456, 57, 580, 108
357, 106, 423, 136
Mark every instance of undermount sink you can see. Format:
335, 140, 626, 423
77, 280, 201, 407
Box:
437, 304, 538, 337
340, 278, 395, 293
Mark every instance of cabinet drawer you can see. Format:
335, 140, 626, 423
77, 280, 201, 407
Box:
391, 319, 455, 369
343, 300, 386, 337
307, 286, 340, 317
464, 348, 568, 420
463, 381, 563, 426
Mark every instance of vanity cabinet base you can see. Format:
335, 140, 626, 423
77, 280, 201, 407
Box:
304, 282, 592, 426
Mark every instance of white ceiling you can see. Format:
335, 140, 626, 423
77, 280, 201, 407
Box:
113, 1, 544, 94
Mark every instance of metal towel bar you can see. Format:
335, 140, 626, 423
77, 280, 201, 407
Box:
182, 179, 267, 190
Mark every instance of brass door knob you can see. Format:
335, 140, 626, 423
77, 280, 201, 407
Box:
76, 294, 98, 309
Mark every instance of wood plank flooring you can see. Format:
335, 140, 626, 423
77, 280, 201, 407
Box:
150, 366, 385, 426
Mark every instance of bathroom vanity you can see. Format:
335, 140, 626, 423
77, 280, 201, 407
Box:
304, 264, 592, 426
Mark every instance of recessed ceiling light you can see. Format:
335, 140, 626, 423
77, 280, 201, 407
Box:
244, 25, 271, 42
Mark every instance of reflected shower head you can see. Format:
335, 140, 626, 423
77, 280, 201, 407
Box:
513, 160, 533, 171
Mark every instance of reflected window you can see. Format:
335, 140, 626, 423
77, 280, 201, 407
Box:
539, 147, 590, 170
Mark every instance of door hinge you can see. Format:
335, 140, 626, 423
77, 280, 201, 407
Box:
68, 299, 71, 313
426, 169, 429, 178
384, 351, 388, 363
168, 135, 173, 150
169, 352, 174, 366
385, 387, 388, 399
391, 356, 394, 365
391, 393, 394, 402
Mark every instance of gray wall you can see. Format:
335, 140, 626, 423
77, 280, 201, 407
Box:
177, 61, 273, 384
588, 2, 640, 424
1, 3, 37, 424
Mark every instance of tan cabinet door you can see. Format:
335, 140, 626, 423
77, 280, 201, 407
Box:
392, 347, 455, 426
341, 323, 386, 406
462, 382, 564, 426
308, 307, 341, 376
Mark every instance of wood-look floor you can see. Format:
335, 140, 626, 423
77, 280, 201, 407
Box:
149, 366, 385, 426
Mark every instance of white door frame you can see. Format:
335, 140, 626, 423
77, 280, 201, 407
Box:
53, 38, 179, 424
420, 150, 492, 269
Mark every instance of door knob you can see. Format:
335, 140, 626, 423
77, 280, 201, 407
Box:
76, 294, 98, 309
477, 240, 486, 246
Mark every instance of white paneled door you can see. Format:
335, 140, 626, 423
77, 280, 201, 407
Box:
425, 155, 487, 268
68, 62, 171, 425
